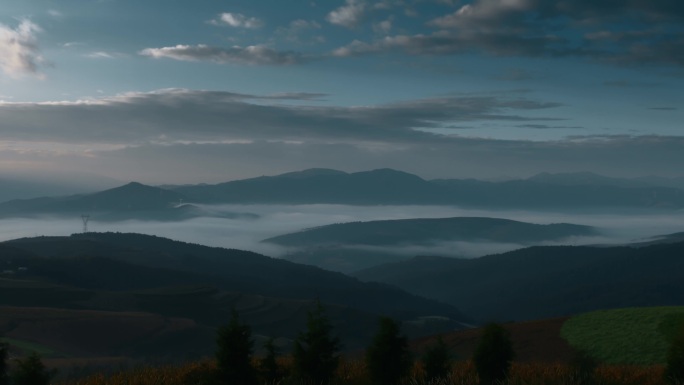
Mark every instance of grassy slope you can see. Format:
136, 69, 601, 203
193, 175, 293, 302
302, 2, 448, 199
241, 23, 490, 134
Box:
561, 306, 684, 365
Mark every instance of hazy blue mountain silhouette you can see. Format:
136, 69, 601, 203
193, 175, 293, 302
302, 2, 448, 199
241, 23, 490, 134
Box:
264, 217, 598, 247
0, 182, 255, 221
171, 168, 684, 209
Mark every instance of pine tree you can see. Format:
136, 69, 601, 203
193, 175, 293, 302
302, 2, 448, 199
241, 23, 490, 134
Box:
11, 352, 54, 385
665, 324, 684, 384
366, 316, 412, 385
473, 323, 514, 385
422, 336, 451, 382
215, 309, 257, 385
292, 300, 341, 385
260, 337, 282, 384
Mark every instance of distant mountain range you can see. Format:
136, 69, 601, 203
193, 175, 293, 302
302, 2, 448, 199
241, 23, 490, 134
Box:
2, 169, 684, 220
353, 240, 684, 323
0, 182, 256, 221
264, 217, 599, 272
169, 168, 684, 209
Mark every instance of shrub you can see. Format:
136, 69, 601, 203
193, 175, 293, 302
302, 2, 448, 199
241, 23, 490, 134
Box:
292, 300, 341, 385
366, 316, 412, 385
473, 323, 514, 385
215, 309, 257, 385
422, 336, 452, 382
569, 349, 598, 385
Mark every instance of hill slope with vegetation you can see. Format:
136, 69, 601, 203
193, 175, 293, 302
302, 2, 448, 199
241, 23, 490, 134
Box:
354, 241, 684, 322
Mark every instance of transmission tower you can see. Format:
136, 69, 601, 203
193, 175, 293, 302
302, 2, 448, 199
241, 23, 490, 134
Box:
81, 215, 90, 233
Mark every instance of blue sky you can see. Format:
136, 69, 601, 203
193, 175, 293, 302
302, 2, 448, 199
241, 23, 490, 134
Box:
0, 0, 683, 183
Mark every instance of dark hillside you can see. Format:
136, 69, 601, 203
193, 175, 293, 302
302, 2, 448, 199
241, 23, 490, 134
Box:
355, 241, 684, 322
264, 217, 597, 247
4, 233, 469, 323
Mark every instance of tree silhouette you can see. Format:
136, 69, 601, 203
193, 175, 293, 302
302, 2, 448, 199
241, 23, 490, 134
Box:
260, 337, 283, 384
11, 352, 54, 385
473, 323, 514, 385
422, 336, 451, 381
665, 324, 684, 384
0, 343, 8, 385
292, 300, 341, 384
366, 316, 412, 385
215, 309, 257, 385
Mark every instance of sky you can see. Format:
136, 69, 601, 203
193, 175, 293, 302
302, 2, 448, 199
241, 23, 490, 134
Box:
0, 0, 683, 184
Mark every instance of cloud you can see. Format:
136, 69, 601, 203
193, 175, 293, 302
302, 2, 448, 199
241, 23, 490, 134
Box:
140, 44, 306, 65
373, 17, 394, 34
332, 32, 566, 58
0, 89, 562, 146
327, 0, 367, 28
85, 51, 125, 59
276, 20, 323, 43
331, 0, 684, 67
0, 20, 45, 78
2, 89, 683, 183
64, 134, 684, 185
209, 13, 263, 29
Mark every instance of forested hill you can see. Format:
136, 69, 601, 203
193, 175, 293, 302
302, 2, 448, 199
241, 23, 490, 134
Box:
263, 217, 598, 247
354, 240, 684, 322
3, 232, 468, 323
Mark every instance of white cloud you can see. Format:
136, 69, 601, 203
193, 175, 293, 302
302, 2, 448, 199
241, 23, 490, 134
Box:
85, 51, 124, 59
276, 20, 323, 43
140, 44, 305, 66
209, 12, 263, 29
373, 17, 393, 34
327, 0, 367, 28
0, 20, 45, 78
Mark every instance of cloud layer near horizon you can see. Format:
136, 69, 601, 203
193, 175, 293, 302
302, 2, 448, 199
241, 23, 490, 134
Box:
0, 88, 681, 183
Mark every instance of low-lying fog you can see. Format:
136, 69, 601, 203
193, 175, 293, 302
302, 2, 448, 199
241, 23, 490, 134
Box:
1, 204, 682, 259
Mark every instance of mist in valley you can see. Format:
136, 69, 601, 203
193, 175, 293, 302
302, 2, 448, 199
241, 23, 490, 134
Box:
0, 203, 682, 261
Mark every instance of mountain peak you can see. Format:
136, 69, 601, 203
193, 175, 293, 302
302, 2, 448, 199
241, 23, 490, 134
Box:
353, 168, 426, 181
275, 168, 348, 179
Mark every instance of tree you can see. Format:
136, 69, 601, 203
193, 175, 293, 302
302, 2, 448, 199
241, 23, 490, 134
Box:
422, 336, 451, 382
366, 316, 412, 385
215, 309, 257, 385
0, 343, 8, 385
260, 337, 283, 384
11, 352, 54, 385
473, 323, 514, 385
292, 300, 341, 384
665, 324, 684, 384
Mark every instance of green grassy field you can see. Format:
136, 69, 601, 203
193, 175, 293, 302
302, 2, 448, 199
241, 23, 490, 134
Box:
560, 306, 684, 365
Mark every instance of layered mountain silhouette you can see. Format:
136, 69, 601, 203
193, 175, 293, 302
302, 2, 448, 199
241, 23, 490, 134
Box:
169, 168, 684, 209
354, 240, 684, 323
264, 217, 599, 273
264, 217, 598, 247
0, 182, 256, 221
2, 169, 684, 220
2, 232, 468, 325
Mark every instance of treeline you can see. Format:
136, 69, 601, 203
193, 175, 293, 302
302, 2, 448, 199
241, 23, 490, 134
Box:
5, 302, 684, 385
